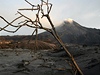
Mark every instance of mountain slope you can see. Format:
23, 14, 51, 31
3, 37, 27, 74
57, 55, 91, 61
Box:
0, 19, 100, 45
39, 19, 100, 45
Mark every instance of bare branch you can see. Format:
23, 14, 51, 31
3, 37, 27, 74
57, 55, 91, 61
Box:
0, 16, 24, 32
0, 26, 22, 33
0, 16, 18, 28
0, 16, 11, 25
19, 8, 39, 11
35, 28, 38, 50
28, 29, 37, 43
48, 3, 52, 14
40, 0, 52, 15
17, 11, 33, 22
25, 0, 35, 7
0, 0, 84, 75
11, 16, 23, 24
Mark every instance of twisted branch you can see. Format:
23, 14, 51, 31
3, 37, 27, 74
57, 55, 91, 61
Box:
0, 0, 84, 75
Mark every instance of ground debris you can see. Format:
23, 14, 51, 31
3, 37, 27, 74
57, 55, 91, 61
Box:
13, 68, 30, 74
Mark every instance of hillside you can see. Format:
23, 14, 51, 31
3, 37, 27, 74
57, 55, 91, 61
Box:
39, 19, 100, 45
0, 19, 100, 45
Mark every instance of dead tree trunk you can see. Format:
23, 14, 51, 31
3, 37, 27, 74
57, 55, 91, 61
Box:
0, 0, 84, 75
45, 14, 83, 75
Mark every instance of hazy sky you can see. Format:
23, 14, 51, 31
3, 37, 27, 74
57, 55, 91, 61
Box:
0, 0, 100, 35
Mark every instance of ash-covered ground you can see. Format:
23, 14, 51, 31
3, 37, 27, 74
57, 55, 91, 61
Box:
0, 45, 100, 75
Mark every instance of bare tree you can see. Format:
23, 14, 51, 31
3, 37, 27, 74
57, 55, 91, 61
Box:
0, 0, 83, 75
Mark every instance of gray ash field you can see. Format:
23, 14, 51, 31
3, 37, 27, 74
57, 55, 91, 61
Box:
0, 45, 100, 75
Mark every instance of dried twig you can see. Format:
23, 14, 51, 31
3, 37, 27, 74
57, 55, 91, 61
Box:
0, 0, 84, 75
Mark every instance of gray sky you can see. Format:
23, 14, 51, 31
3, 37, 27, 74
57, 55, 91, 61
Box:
0, 0, 100, 35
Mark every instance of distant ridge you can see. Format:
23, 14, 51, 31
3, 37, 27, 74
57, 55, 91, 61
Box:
0, 19, 100, 45
38, 19, 100, 45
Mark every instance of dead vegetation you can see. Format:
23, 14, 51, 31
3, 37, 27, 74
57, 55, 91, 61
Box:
0, 40, 57, 50
0, 0, 84, 75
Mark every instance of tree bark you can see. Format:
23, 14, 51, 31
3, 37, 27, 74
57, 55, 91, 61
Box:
46, 14, 84, 75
